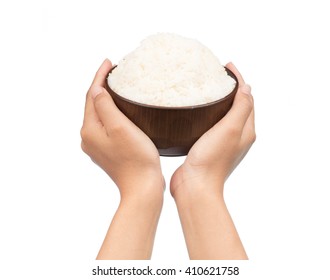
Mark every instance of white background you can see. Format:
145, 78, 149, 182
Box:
1, 0, 329, 279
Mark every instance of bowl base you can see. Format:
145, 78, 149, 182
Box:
158, 146, 189, 157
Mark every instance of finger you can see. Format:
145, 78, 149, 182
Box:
91, 58, 113, 87
82, 59, 113, 127
92, 87, 125, 133
225, 62, 245, 86
220, 84, 254, 133
241, 106, 256, 144
225, 62, 254, 134
82, 86, 104, 128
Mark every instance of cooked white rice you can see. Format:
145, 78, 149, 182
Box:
108, 33, 235, 107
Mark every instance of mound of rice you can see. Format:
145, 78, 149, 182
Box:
108, 33, 236, 107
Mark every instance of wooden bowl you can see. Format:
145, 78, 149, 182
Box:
105, 67, 238, 156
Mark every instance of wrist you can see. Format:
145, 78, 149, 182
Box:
119, 174, 164, 208
173, 182, 225, 210
170, 165, 224, 201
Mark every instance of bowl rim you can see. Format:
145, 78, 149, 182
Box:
106, 66, 238, 110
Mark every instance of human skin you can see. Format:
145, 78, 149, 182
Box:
80, 59, 164, 259
81, 59, 255, 260
170, 62, 256, 259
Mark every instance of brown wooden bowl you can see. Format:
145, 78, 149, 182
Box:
105, 67, 238, 156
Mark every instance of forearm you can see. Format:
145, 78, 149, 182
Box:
97, 184, 163, 260
174, 184, 247, 260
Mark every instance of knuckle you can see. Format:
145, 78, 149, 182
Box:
80, 126, 88, 141
246, 130, 256, 145
80, 125, 94, 145
80, 141, 89, 154
109, 121, 126, 135
240, 94, 254, 111
93, 93, 104, 107
226, 125, 241, 138
249, 131, 257, 144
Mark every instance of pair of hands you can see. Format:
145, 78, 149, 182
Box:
81, 59, 255, 259
81, 59, 255, 197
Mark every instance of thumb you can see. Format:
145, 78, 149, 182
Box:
221, 84, 253, 132
90, 85, 122, 131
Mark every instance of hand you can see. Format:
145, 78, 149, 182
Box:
81, 59, 164, 197
81, 59, 164, 259
171, 62, 256, 197
170, 63, 255, 259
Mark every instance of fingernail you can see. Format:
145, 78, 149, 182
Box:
241, 84, 251, 95
229, 61, 235, 67
228, 62, 238, 71
90, 86, 103, 99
